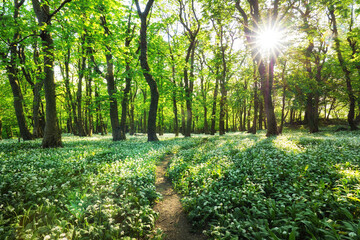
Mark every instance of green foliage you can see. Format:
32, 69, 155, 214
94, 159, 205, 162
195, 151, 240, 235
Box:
168, 130, 360, 239
0, 134, 199, 239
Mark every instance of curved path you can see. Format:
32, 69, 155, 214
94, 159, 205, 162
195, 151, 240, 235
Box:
153, 155, 207, 240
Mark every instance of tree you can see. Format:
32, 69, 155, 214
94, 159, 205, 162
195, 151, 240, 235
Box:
235, 0, 282, 136
177, 0, 200, 137
328, 4, 358, 131
32, 0, 72, 147
1, 0, 34, 141
135, 0, 159, 141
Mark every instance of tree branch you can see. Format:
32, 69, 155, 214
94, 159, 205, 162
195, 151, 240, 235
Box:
48, 0, 72, 21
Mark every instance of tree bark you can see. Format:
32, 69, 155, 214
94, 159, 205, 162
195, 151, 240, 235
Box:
135, 0, 159, 141
329, 6, 357, 130
32, 0, 71, 147
211, 75, 219, 135
76, 40, 86, 136
178, 0, 200, 137
63, 48, 79, 135
19, 42, 44, 138
120, 14, 134, 140
235, 0, 279, 137
100, 15, 122, 140
169, 41, 179, 136
6, 64, 33, 141
6, 1, 33, 141
250, 63, 258, 134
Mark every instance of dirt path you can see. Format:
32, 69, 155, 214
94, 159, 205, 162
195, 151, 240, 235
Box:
153, 155, 207, 240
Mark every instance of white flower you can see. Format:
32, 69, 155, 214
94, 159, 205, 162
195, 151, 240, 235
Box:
349, 232, 357, 238
43, 235, 51, 240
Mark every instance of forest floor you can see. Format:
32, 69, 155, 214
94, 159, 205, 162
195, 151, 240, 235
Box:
154, 154, 207, 240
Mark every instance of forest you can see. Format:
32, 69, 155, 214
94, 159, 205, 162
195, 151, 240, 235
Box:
0, 0, 360, 239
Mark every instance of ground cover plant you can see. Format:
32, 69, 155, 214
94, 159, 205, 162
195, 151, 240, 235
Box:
0, 134, 201, 239
168, 130, 360, 239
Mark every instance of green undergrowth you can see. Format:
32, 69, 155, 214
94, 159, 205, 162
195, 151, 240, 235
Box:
0, 134, 201, 240
167, 130, 360, 240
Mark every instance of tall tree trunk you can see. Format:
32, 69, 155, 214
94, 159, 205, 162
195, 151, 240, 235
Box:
6, 64, 33, 141
76, 41, 86, 137
242, 105, 247, 131
279, 82, 286, 134
130, 97, 135, 135
40, 30, 62, 147
259, 99, 264, 130
219, 37, 227, 136
7, 1, 33, 141
32, 0, 71, 148
142, 89, 147, 133
247, 104, 251, 131
184, 42, 195, 137
279, 62, 287, 134
32, 80, 44, 138
135, 0, 159, 141
259, 58, 278, 136
105, 49, 121, 140
200, 74, 209, 134
63, 48, 79, 135
86, 71, 93, 136
181, 103, 186, 135
329, 6, 357, 130
250, 64, 258, 134
235, 0, 279, 137
171, 59, 179, 137
100, 15, 122, 140
211, 75, 219, 135
120, 14, 134, 140
20, 41, 44, 138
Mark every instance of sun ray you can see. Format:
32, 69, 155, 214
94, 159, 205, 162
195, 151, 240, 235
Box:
255, 24, 284, 58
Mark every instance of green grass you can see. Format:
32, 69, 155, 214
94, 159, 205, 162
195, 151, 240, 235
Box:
168, 130, 360, 239
1, 130, 360, 239
0, 134, 201, 239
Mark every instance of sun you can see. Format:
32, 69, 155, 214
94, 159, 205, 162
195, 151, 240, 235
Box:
256, 26, 283, 56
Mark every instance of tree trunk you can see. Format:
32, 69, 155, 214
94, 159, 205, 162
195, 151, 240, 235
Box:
20, 41, 44, 138
135, 0, 158, 141
329, 6, 357, 130
141, 89, 147, 133
120, 15, 134, 140
130, 99, 135, 135
105, 51, 122, 140
219, 42, 227, 136
250, 65, 258, 134
76, 42, 86, 137
219, 80, 226, 135
235, 0, 278, 137
86, 72, 93, 136
183, 41, 196, 137
63, 48, 79, 135
242, 105, 247, 131
40, 30, 62, 147
279, 62, 287, 134
6, 64, 33, 141
260, 58, 278, 136
181, 104, 186, 135
258, 99, 263, 129
7, 1, 33, 141
279, 82, 286, 134
211, 76, 219, 135
32, 0, 71, 148
100, 15, 122, 140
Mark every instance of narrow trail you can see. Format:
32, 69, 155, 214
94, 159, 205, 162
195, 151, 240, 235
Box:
154, 155, 207, 240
